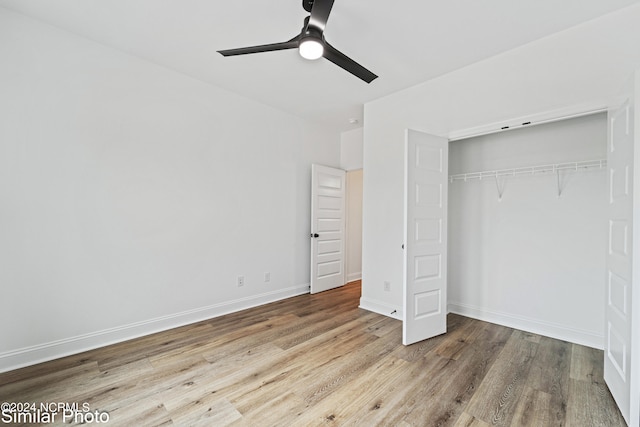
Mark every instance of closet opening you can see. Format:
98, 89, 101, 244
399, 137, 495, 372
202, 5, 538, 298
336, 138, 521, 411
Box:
446, 112, 607, 349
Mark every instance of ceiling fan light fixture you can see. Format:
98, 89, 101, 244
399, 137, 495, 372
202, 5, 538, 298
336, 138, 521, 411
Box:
299, 38, 324, 60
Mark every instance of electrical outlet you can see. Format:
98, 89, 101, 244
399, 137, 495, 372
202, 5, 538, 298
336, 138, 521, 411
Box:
384, 281, 391, 292
264, 272, 270, 283
237, 276, 244, 287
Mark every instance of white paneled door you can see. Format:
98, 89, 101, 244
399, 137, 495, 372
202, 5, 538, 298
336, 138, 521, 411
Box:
403, 129, 448, 345
605, 72, 640, 427
310, 164, 346, 294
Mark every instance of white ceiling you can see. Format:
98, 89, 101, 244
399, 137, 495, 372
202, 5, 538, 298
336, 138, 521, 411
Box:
2, 0, 640, 132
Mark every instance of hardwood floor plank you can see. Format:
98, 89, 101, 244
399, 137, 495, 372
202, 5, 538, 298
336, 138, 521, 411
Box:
231, 392, 308, 427
166, 395, 241, 427
86, 395, 173, 427
45, 358, 156, 416
148, 314, 298, 367
199, 342, 284, 379
510, 386, 552, 426
566, 378, 626, 427
289, 355, 411, 426
0, 361, 100, 402
397, 322, 511, 426
341, 353, 454, 426
465, 330, 538, 426
227, 320, 381, 413
569, 342, 602, 382
0, 352, 97, 387
0, 282, 626, 427
454, 412, 491, 427
294, 330, 401, 407
362, 315, 402, 338
390, 330, 449, 363
270, 309, 377, 351
524, 336, 570, 425
433, 315, 486, 360
93, 322, 217, 372
566, 345, 625, 427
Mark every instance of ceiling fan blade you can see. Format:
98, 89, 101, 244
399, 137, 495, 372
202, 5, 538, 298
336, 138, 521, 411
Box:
308, 0, 335, 32
323, 42, 378, 83
218, 39, 299, 57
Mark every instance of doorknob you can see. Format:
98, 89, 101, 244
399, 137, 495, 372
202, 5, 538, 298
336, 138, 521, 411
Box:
310, 233, 319, 238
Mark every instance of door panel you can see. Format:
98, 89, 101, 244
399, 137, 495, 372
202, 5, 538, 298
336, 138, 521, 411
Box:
403, 129, 448, 345
605, 82, 639, 426
310, 164, 346, 294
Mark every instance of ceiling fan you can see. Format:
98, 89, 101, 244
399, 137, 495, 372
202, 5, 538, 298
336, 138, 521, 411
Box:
217, 0, 378, 83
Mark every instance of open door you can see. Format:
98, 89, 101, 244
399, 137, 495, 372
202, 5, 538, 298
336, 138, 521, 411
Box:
310, 164, 346, 294
403, 129, 448, 345
604, 72, 640, 427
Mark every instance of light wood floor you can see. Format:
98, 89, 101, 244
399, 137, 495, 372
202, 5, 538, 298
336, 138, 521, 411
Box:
0, 281, 626, 426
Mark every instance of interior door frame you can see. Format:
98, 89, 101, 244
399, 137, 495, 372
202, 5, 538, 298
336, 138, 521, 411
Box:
344, 169, 364, 284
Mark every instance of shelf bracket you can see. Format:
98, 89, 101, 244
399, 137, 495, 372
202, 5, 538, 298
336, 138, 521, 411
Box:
495, 175, 506, 201
556, 164, 575, 198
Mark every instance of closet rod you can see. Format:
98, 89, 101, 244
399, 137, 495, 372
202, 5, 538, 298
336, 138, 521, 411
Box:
449, 159, 606, 183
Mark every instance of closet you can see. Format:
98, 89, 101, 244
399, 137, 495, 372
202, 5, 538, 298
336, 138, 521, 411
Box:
447, 113, 608, 347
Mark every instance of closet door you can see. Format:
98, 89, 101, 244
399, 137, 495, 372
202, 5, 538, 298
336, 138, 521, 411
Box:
604, 71, 640, 427
403, 129, 448, 345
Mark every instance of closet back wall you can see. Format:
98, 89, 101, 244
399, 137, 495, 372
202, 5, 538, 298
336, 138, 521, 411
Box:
448, 113, 607, 349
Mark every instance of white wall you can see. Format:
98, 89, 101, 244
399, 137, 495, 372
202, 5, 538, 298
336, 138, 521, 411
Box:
361, 4, 640, 324
345, 170, 363, 283
0, 8, 340, 372
449, 114, 607, 348
340, 127, 363, 171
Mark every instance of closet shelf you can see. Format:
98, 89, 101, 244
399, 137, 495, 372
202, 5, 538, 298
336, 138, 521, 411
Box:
449, 159, 607, 183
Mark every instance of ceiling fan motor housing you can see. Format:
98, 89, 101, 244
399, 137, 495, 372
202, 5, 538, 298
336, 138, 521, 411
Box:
303, 0, 314, 13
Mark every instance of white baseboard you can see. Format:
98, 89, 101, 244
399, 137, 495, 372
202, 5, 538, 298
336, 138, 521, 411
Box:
0, 284, 310, 374
448, 301, 604, 349
346, 272, 362, 283
359, 297, 402, 320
